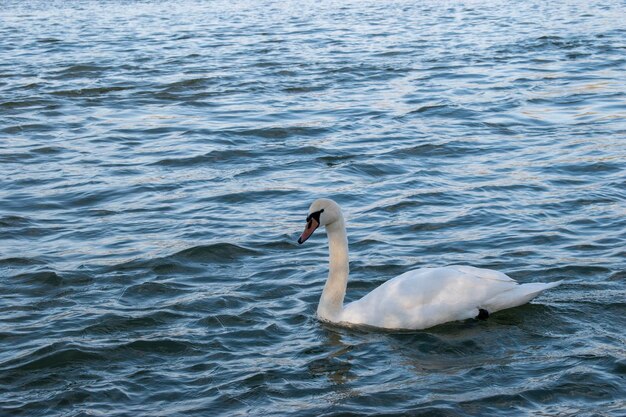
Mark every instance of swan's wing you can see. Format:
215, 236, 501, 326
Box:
483, 280, 562, 312
341, 266, 518, 329
448, 265, 515, 283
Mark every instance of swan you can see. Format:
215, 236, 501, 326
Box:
298, 198, 562, 330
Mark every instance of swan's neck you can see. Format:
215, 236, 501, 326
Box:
317, 218, 349, 322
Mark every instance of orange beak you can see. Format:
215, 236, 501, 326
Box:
298, 218, 319, 244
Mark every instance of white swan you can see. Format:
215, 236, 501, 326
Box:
298, 198, 562, 330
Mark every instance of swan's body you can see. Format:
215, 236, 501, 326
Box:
298, 198, 562, 330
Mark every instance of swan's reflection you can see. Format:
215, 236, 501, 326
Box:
308, 324, 357, 386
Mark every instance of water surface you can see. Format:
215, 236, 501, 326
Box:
1, 0, 625, 415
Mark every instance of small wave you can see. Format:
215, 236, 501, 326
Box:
547, 161, 622, 175
402, 103, 480, 120
343, 161, 407, 177
0, 151, 34, 163
316, 154, 357, 167
50, 85, 130, 97
284, 84, 330, 93
472, 183, 549, 193
122, 339, 196, 354
231, 125, 331, 139
371, 193, 455, 213
53, 188, 126, 208
82, 312, 184, 335
30, 146, 64, 155
0, 257, 47, 267
210, 189, 295, 204
150, 149, 257, 167
383, 142, 479, 158
251, 238, 299, 251
172, 243, 259, 263
15, 271, 64, 286
12, 270, 93, 289
198, 313, 257, 328
0, 99, 55, 110
121, 281, 190, 299
614, 359, 626, 375
36, 37, 61, 43
107, 256, 204, 276
2, 123, 54, 134
608, 270, 626, 281
161, 77, 216, 92
85, 208, 119, 217
50, 64, 108, 79
1, 344, 105, 372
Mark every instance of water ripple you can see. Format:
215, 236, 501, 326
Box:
1, 0, 625, 416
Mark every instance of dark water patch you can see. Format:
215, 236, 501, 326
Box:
36, 37, 61, 44
531, 196, 620, 216
233, 158, 311, 179
0, 98, 58, 110
403, 103, 478, 119
174, 292, 253, 314
172, 243, 260, 264
121, 281, 190, 299
85, 208, 119, 217
472, 182, 549, 193
481, 121, 519, 136
198, 313, 258, 329
210, 188, 296, 204
161, 77, 217, 92
112, 125, 189, 136
516, 262, 611, 285
613, 359, 626, 375
0, 257, 47, 267
47, 187, 125, 208
30, 145, 64, 155
81, 311, 185, 335
3, 270, 91, 300
0, 344, 105, 373
366, 194, 453, 214
50, 64, 108, 78
13, 271, 64, 287
151, 259, 205, 275
499, 249, 540, 259
383, 142, 481, 158
524, 370, 622, 403
1, 0, 625, 415
122, 339, 197, 355
284, 84, 330, 93
150, 149, 258, 167
342, 161, 407, 178
106, 256, 205, 276
231, 125, 332, 139
409, 209, 510, 234
49, 85, 131, 98
316, 153, 357, 167
2, 123, 56, 134
608, 270, 626, 281
546, 161, 623, 175
3, 387, 131, 415
250, 236, 299, 252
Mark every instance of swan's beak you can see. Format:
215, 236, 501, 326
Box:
298, 218, 319, 244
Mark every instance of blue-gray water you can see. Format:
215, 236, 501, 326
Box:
1, 0, 625, 415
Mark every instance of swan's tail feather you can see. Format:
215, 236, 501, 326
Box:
484, 280, 563, 313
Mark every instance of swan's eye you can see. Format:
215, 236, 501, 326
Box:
306, 208, 324, 223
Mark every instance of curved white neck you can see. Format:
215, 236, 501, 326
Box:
317, 217, 349, 322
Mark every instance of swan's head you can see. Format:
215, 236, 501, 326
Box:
298, 198, 342, 244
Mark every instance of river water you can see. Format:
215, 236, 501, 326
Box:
1, 0, 625, 416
